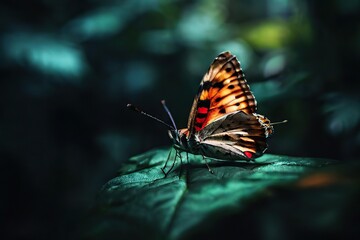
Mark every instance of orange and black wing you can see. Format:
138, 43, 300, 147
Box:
187, 51, 257, 134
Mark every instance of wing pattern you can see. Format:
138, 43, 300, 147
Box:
198, 111, 272, 159
187, 52, 257, 134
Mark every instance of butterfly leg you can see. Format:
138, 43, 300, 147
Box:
202, 155, 214, 174
161, 148, 174, 177
162, 148, 179, 177
178, 151, 183, 178
166, 149, 178, 176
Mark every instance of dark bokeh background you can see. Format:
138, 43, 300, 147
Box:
1, 0, 359, 239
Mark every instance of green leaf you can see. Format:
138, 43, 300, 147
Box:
84, 148, 342, 240
3, 33, 87, 79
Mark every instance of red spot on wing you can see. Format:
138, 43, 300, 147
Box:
195, 117, 204, 123
193, 107, 209, 132
197, 107, 208, 114
244, 151, 253, 158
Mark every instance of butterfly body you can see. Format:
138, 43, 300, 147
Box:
169, 111, 273, 160
169, 51, 274, 161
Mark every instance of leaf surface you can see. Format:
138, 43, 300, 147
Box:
84, 148, 344, 240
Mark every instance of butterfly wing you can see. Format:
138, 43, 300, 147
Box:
187, 51, 257, 134
198, 111, 273, 160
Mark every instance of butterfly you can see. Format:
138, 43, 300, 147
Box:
128, 51, 285, 175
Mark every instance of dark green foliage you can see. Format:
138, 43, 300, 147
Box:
83, 149, 360, 240
1, 0, 359, 239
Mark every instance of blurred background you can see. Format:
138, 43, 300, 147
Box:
1, 0, 359, 239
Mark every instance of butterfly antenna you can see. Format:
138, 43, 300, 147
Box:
161, 100, 178, 130
270, 120, 288, 126
127, 104, 174, 130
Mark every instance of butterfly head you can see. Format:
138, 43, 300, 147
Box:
168, 128, 200, 152
168, 129, 186, 149
168, 129, 179, 145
